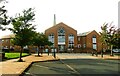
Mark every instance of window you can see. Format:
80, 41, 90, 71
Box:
92, 35, 97, 50
58, 28, 65, 44
92, 35, 96, 43
48, 33, 54, 43
68, 34, 74, 48
92, 38, 96, 43
93, 44, 97, 50
78, 37, 80, 41
83, 44, 86, 48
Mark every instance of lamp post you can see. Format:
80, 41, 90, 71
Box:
52, 47, 56, 58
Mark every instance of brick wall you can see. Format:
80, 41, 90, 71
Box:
45, 22, 77, 52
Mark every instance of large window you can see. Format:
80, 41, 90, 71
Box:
92, 35, 96, 43
93, 44, 97, 50
92, 35, 97, 50
68, 34, 74, 48
58, 28, 65, 44
48, 33, 54, 44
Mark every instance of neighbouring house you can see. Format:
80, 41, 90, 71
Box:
77, 30, 102, 53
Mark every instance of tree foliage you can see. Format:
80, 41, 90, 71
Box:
10, 8, 36, 61
10, 8, 36, 46
100, 23, 108, 44
32, 32, 53, 56
0, 0, 10, 30
100, 22, 118, 56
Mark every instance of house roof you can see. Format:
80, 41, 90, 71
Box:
78, 31, 92, 36
1, 34, 15, 39
45, 22, 77, 32
78, 30, 100, 36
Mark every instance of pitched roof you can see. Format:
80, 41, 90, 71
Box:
1, 34, 15, 39
45, 22, 77, 32
78, 31, 92, 36
78, 30, 101, 36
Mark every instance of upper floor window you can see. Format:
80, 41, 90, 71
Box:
68, 34, 74, 48
58, 28, 65, 43
68, 34, 74, 43
92, 35, 96, 43
78, 37, 80, 41
48, 33, 54, 43
58, 28, 65, 35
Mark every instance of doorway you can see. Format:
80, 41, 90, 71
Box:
58, 45, 65, 52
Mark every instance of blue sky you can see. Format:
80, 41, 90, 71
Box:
0, 0, 119, 38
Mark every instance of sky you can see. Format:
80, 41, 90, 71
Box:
0, 0, 119, 38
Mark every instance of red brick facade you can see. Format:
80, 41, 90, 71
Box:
45, 22, 77, 52
0, 22, 103, 53
77, 30, 102, 53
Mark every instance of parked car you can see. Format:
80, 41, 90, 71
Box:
112, 49, 120, 53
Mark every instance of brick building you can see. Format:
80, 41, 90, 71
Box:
45, 22, 77, 52
1, 34, 14, 50
1, 34, 21, 52
0, 22, 103, 53
77, 30, 102, 53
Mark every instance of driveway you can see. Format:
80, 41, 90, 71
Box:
23, 53, 120, 76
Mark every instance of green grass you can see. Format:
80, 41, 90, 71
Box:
5, 53, 29, 59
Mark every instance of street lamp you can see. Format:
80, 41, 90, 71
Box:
52, 47, 56, 58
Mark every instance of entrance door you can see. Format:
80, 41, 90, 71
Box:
58, 45, 65, 52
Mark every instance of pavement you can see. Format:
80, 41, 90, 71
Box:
93, 54, 120, 60
0, 54, 59, 76
57, 53, 120, 60
0, 53, 120, 76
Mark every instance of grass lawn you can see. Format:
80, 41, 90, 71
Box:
5, 53, 29, 59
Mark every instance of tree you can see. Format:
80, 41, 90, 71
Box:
115, 28, 120, 49
0, 0, 10, 30
99, 23, 108, 57
32, 32, 52, 56
106, 25, 116, 56
100, 22, 118, 56
112, 28, 120, 49
10, 8, 36, 62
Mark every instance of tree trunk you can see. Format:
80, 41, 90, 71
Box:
101, 43, 103, 58
41, 46, 43, 55
110, 45, 113, 56
48, 48, 49, 56
18, 46, 23, 62
38, 46, 40, 56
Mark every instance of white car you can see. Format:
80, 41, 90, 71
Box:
112, 49, 120, 53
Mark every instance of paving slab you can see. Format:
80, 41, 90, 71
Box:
56, 53, 120, 60
0, 53, 119, 76
0, 54, 59, 76
96, 54, 120, 60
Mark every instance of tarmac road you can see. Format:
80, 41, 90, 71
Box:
23, 53, 120, 76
